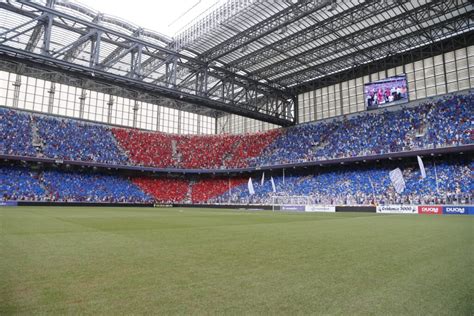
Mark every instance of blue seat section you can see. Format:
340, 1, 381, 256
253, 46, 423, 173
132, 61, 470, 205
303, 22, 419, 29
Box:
35, 116, 129, 164
0, 167, 45, 201
0, 108, 36, 156
0, 166, 151, 203
214, 158, 473, 205
254, 93, 473, 167
41, 170, 152, 203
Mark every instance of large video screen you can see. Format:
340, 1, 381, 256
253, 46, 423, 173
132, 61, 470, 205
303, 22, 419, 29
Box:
365, 75, 408, 110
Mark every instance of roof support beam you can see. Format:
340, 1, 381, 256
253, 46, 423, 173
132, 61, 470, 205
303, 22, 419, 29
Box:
253, 0, 463, 80
200, 0, 333, 61
228, 0, 384, 70
285, 15, 473, 88
293, 32, 474, 94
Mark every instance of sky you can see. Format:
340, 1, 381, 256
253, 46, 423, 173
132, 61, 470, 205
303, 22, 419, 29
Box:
70, 0, 223, 37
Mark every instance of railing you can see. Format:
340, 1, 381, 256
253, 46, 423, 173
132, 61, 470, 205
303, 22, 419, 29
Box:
1, 143, 472, 175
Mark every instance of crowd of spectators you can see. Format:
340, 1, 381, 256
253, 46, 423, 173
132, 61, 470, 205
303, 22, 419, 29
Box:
0, 165, 152, 203
255, 93, 472, 166
1, 92, 472, 170
0, 108, 36, 157
226, 130, 281, 168
113, 129, 281, 169
1, 155, 470, 205
40, 170, 152, 203
414, 93, 472, 148
212, 157, 473, 206
112, 129, 177, 167
191, 178, 246, 203
133, 177, 189, 203
36, 116, 128, 165
178, 134, 238, 169
0, 166, 45, 201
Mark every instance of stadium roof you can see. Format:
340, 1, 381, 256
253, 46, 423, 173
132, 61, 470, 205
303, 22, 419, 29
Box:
177, 0, 472, 89
0, 0, 472, 125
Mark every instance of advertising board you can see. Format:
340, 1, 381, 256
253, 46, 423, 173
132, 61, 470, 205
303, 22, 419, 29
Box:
0, 201, 18, 207
305, 205, 336, 213
418, 205, 443, 215
281, 205, 306, 212
443, 205, 473, 215
376, 205, 417, 214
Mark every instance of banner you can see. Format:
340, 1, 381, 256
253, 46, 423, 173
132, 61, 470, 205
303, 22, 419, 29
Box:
0, 201, 17, 207
443, 205, 473, 215
377, 205, 417, 214
418, 205, 442, 215
417, 156, 426, 179
305, 205, 336, 213
281, 205, 305, 212
270, 176, 276, 193
389, 168, 406, 194
248, 178, 255, 195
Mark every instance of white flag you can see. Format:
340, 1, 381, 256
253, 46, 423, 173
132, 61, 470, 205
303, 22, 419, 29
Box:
261, 172, 265, 186
417, 156, 426, 179
270, 176, 276, 193
389, 168, 406, 194
248, 177, 255, 195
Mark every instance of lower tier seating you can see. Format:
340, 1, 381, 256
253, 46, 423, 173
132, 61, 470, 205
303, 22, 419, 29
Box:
213, 157, 472, 206
1, 155, 471, 205
133, 177, 189, 203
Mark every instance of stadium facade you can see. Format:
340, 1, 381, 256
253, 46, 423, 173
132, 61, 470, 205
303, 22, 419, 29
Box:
0, 0, 473, 208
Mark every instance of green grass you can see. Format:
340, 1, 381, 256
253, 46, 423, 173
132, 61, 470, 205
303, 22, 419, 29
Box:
1, 207, 473, 315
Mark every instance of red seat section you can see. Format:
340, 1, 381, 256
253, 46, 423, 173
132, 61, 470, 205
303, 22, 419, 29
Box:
133, 177, 189, 203
226, 130, 281, 168
113, 127, 281, 169
113, 128, 176, 168
178, 134, 238, 169
191, 178, 246, 203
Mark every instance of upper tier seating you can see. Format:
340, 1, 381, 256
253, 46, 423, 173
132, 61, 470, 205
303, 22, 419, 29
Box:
113, 130, 281, 169
254, 93, 473, 166
112, 129, 176, 168
1, 92, 472, 169
0, 108, 36, 157
36, 116, 128, 165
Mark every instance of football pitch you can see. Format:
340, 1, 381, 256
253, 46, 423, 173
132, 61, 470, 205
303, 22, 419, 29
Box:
1, 207, 472, 315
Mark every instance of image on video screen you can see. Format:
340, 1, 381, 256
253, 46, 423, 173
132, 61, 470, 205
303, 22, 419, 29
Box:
365, 75, 408, 110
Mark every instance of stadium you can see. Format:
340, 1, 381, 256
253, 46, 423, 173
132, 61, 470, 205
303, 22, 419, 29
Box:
0, 0, 473, 314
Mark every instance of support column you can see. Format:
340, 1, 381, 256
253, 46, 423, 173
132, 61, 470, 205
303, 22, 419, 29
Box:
79, 88, 87, 119
47, 82, 55, 114
107, 95, 114, 124
90, 31, 102, 68
177, 110, 182, 134
196, 115, 201, 135
155, 106, 161, 132
12, 74, 21, 108
132, 101, 139, 128
41, 0, 56, 55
